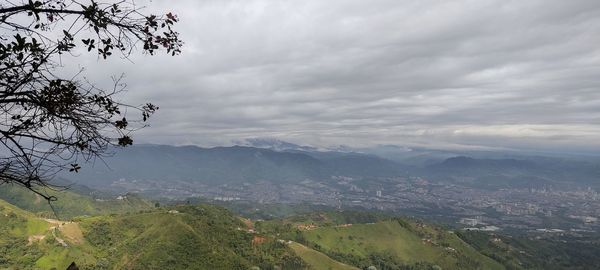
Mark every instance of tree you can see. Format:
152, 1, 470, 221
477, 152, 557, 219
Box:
0, 0, 182, 200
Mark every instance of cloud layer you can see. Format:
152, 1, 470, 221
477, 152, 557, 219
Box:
68, 0, 600, 153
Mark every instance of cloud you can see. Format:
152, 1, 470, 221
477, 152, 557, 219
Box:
61, 0, 600, 153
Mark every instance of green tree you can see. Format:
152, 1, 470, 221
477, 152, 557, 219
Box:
0, 0, 182, 199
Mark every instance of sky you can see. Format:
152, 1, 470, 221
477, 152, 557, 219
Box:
71, 0, 600, 153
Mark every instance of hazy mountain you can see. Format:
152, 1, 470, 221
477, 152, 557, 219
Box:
64, 144, 407, 190
235, 138, 319, 152
423, 156, 600, 189
61, 143, 600, 193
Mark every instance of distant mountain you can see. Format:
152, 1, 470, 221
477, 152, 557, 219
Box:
319, 153, 409, 177
429, 156, 537, 172
66, 145, 324, 187
423, 156, 600, 189
358, 145, 455, 166
60, 143, 600, 194
236, 138, 319, 152
63, 144, 406, 190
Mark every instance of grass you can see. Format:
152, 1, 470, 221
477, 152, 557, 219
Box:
303, 220, 504, 270
305, 221, 435, 260
0, 184, 153, 219
58, 222, 85, 244
289, 242, 359, 270
0, 197, 506, 270
1, 198, 98, 269
27, 218, 51, 235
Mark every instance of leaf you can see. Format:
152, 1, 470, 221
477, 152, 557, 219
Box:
118, 136, 133, 146
69, 164, 81, 173
62, 30, 72, 39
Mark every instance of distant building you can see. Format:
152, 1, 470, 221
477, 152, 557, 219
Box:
460, 218, 479, 226
584, 216, 598, 223
464, 226, 499, 232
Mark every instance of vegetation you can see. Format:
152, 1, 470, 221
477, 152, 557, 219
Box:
0, 184, 153, 219
0, 0, 180, 198
293, 219, 504, 270
0, 199, 303, 269
289, 242, 359, 270
458, 231, 600, 270
2, 192, 598, 270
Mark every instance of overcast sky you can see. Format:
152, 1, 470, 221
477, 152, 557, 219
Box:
73, 0, 600, 153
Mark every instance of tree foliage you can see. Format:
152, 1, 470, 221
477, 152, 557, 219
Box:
0, 0, 182, 199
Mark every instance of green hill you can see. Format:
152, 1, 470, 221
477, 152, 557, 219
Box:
458, 231, 600, 270
255, 212, 505, 270
0, 199, 304, 269
0, 184, 153, 219
300, 220, 503, 270
4, 196, 580, 270
0, 199, 54, 267
289, 242, 359, 270
77, 205, 305, 269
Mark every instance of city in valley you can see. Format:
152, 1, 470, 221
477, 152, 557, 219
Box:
108, 174, 600, 236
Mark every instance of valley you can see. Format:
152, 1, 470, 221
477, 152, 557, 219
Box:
2, 144, 600, 269
2, 0, 599, 269
2, 184, 600, 269
62, 145, 600, 237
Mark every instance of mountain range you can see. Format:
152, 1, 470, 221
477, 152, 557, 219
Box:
61, 142, 600, 194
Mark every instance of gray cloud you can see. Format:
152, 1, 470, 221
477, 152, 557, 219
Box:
62, 0, 600, 153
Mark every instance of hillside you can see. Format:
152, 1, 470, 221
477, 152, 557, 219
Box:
0, 199, 305, 269
255, 212, 507, 270
289, 242, 359, 270
299, 220, 503, 270
0, 197, 506, 270
0, 184, 153, 219
458, 231, 600, 270
3, 196, 592, 270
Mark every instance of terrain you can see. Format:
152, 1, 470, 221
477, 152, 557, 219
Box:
1, 187, 600, 269
57, 143, 600, 236
0, 195, 303, 269
2, 141, 600, 269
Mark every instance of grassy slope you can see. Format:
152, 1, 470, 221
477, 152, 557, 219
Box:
1, 198, 302, 270
458, 231, 600, 270
0, 198, 99, 269
0, 199, 51, 236
79, 208, 252, 269
289, 242, 359, 270
0, 184, 153, 219
1, 194, 510, 270
302, 220, 504, 270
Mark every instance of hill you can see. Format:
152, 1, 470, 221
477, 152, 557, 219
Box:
255, 212, 506, 270
0, 197, 505, 270
3, 198, 597, 269
458, 231, 600, 270
0, 199, 305, 269
289, 242, 359, 270
299, 220, 503, 270
0, 184, 153, 219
